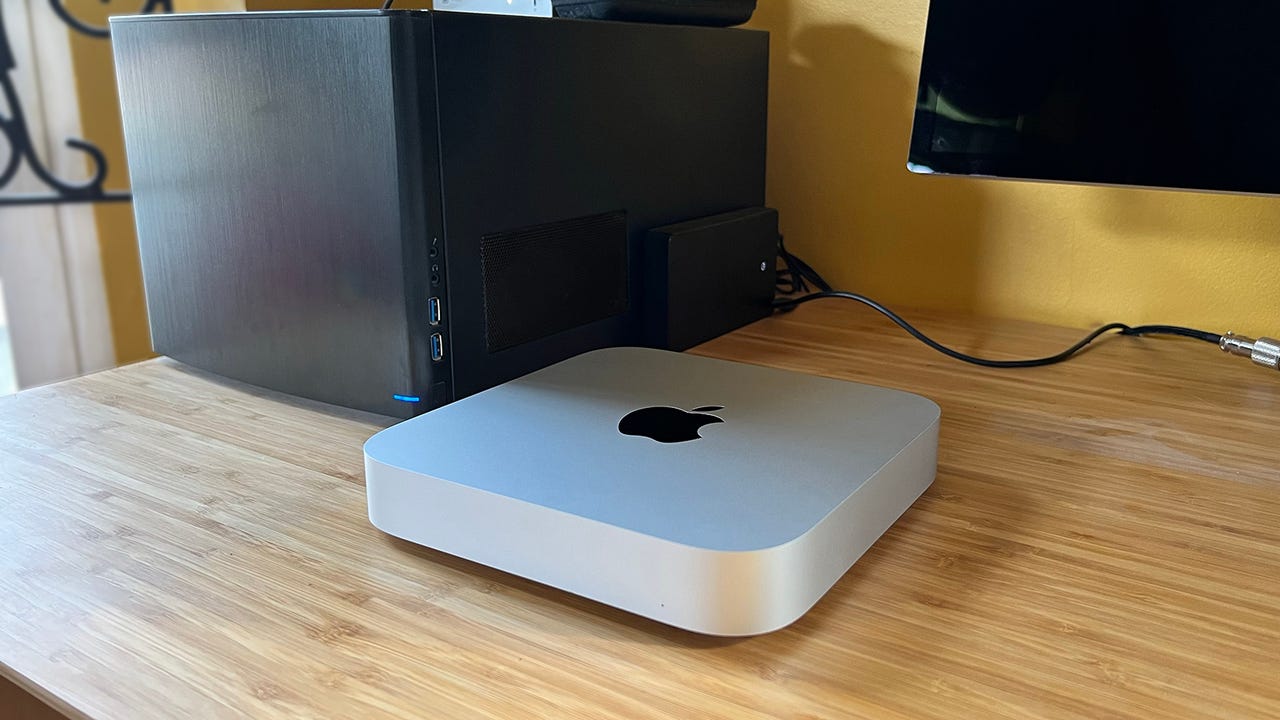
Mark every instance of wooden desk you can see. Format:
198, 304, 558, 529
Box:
1, 305, 1277, 719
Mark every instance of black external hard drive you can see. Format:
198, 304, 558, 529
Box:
644, 207, 778, 351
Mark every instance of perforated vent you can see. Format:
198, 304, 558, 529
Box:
480, 211, 629, 353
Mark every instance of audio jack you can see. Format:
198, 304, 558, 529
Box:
1220, 333, 1280, 371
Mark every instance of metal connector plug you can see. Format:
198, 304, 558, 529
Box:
1220, 332, 1280, 371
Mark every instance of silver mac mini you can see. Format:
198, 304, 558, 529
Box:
364, 347, 939, 636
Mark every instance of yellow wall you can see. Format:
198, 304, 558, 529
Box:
65, 2, 150, 364
750, 0, 1280, 332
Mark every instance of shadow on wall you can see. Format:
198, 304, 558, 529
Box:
1091, 185, 1280, 243
753, 0, 987, 314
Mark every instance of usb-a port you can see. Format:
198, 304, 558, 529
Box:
430, 333, 444, 361
428, 296, 442, 326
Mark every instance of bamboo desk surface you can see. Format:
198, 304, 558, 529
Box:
1, 305, 1277, 720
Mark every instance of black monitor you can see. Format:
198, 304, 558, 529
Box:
908, 1, 1280, 195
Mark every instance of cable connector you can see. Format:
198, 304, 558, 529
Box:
1220, 332, 1280, 371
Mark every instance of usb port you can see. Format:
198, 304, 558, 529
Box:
430, 333, 444, 361
428, 297, 441, 326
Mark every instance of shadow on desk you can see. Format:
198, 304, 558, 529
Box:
155, 358, 399, 428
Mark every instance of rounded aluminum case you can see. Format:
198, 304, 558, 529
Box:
365, 347, 939, 636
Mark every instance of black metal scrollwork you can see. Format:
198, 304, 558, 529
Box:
0, 0, 172, 207
49, 0, 173, 39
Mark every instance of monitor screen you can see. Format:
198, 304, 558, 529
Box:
908, 2, 1280, 195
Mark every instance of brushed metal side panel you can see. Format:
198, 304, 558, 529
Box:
112, 14, 413, 416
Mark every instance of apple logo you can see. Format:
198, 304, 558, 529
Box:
618, 405, 725, 443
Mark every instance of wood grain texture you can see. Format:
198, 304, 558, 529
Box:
1, 305, 1277, 720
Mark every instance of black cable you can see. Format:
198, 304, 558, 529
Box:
1112, 324, 1221, 344
772, 291, 1222, 368
381, 0, 395, 9
776, 235, 833, 295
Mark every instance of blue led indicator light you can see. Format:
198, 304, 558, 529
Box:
393, 394, 422, 403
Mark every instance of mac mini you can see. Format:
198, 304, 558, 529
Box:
364, 347, 939, 636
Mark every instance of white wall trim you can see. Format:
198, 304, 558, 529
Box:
30, 0, 117, 374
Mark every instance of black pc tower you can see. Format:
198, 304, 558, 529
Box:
111, 10, 767, 418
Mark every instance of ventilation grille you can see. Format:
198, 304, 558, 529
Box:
480, 211, 629, 353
